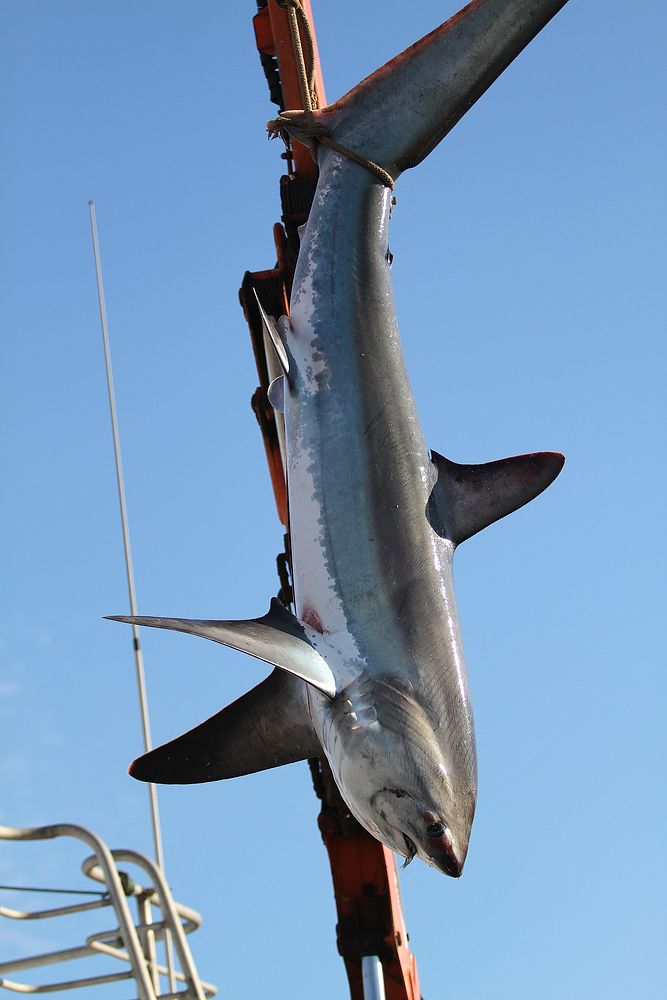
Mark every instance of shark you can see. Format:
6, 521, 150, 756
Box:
110, 0, 569, 877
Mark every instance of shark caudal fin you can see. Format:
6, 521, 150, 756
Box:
107, 598, 336, 697
129, 668, 321, 784
428, 450, 564, 545
276, 0, 569, 182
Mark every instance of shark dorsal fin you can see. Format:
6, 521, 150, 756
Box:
107, 598, 336, 697
429, 450, 564, 545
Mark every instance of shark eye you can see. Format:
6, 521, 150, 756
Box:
426, 821, 446, 838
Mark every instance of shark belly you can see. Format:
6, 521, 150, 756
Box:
286, 158, 435, 650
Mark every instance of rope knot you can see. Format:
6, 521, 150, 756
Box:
268, 0, 395, 190
267, 112, 395, 190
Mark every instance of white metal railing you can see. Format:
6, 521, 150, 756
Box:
0, 824, 216, 998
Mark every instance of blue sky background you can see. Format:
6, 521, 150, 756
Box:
1, 1, 665, 997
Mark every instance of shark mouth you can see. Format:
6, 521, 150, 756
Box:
401, 833, 418, 867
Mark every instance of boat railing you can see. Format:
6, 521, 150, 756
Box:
0, 823, 216, 999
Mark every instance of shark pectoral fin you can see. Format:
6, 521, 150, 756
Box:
129, 668, 321, 784
268, 374, 285, 412
252, 288, 290, 378
106, 598, 336, 697
429, 450, 565, 545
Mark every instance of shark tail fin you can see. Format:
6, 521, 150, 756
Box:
130, 668, 321, 784
429, 450, 564, 545
276, 0, 568, 180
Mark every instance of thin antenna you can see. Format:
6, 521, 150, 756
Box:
88, 201, 176, 991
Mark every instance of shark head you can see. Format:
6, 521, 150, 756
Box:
369, 786, 473, 878
322, 675, 477, 878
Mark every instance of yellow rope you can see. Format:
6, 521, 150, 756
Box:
272, 1, 395, 190
276, 0, 317, 111
317, 135, 395, 190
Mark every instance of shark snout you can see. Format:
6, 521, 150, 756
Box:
425, 833, 465, 878
370, 789, 469, 877
419, 809, 469, 878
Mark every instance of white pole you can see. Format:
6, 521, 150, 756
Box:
362, 955, 387, 1000
88, 201, 176, 993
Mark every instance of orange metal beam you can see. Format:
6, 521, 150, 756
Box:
239, 224, 290, 528
253, 0, 327, 178
312, 759, 421, 1000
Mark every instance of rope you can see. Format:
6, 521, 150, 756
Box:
0, 884, 108, 898
271, 1, 395, 190
276, 0, 317, 111
318, 135, 395, 190
268, 113, 395, 190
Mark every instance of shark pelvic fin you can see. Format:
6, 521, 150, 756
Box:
129, 668, 321, 784
253, 288, 290, 377
429, 450, 564, 545
268, 374, 285, 412
107, 598, 336, 697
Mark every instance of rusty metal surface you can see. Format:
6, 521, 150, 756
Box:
253, 0, 326, 179
310, 759, 421, 1000
238, 224, 290, 527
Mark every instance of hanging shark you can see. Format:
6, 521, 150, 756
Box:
110, 0, 569, 877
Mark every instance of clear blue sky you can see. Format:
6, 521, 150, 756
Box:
1, 2, 665, 997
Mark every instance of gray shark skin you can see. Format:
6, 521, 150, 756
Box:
110, 0, 568, 878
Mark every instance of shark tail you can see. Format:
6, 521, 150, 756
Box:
277, 0, 569, 181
